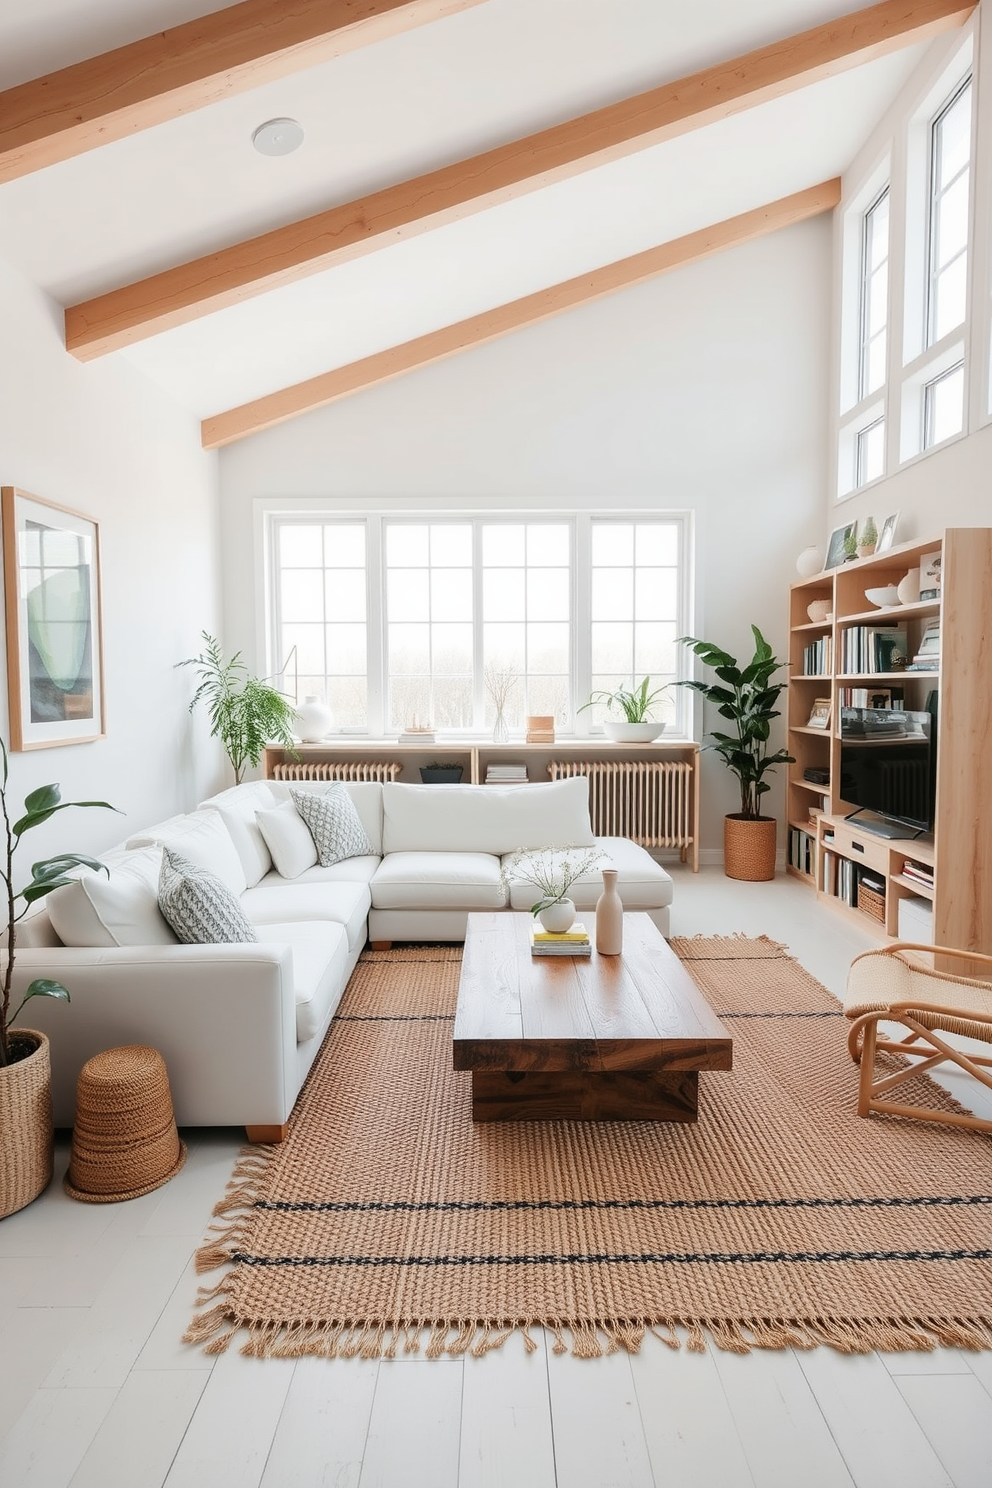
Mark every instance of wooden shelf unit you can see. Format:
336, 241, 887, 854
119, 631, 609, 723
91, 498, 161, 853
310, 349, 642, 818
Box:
786, 528, 992, 971
263, 739, 701, 870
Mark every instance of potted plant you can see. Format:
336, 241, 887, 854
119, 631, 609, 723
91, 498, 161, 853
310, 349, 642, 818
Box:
419, 762, 464, 784
678, 627, 794, 881
857, 516, 878, 558
501, 845, 603, 932
843, 527, 860, 563
0, 741, 116, 1219
578, 676, 669, 742
178, 633, 299, 784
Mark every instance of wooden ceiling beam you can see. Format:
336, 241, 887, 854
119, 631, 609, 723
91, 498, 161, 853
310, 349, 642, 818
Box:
65, 0, 972, 361
0, 0, 487, 185
201, 178, 841, 448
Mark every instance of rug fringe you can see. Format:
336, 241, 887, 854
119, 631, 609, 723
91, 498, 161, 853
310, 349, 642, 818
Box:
182, 1311, 992, 1359
192, 1141, 276, 1276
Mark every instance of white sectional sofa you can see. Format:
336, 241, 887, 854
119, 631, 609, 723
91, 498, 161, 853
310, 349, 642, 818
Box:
13, 777, 673, 1139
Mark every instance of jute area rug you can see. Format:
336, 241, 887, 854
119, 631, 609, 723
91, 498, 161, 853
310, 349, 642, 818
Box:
186, 936, 992, 1360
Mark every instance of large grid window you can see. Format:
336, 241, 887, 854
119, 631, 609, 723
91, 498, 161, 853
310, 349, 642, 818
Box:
860, 187, 890, 398
927, 77, 972, 347
269, 513, 688, 736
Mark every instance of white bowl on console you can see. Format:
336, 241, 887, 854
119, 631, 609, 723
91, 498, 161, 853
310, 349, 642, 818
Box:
864, 585, 900, 609
603, 721, 666, 742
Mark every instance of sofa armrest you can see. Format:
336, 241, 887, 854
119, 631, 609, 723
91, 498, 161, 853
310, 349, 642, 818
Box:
10, 943, 299, 1129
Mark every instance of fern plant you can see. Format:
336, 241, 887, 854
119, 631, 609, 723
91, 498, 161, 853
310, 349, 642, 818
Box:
178, 634, 299, 785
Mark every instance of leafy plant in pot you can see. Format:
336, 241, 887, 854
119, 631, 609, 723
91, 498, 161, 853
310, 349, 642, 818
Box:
678, 627, 794, 881
578, 676, 669, 742
178, 633, 298, 784
0, 741, 116, 1218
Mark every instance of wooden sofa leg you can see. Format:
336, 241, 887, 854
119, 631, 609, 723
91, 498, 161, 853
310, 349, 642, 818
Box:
246, 1123, 288, 1143
370, 940, 392, 951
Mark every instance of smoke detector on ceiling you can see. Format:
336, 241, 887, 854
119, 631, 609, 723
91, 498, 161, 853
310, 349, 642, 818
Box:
251, 118, 304, 157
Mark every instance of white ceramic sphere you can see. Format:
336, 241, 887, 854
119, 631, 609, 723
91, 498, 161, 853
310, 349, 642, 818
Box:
796, 545, 823, 578
538, 898, 576, 933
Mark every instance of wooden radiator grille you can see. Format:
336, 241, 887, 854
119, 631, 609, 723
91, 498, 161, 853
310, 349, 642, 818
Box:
270, 761, 402, 783
548, 759, 694, 850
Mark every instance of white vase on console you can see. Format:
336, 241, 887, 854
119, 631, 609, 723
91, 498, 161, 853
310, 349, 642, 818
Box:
295, 695, 333, 742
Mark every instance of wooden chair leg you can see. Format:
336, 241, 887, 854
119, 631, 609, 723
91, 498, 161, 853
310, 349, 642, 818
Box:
246, 1123, 288, 1143
857, 1016, 878, 1117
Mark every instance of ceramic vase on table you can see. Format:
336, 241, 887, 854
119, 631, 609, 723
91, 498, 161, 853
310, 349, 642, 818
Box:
595, 869, 623, 955
295, 695, 333, 742
538, 898, 576, 933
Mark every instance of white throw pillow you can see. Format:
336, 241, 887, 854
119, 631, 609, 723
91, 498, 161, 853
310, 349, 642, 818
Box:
128, 808, 247, 896
255, 800, 318, 879
269, 780, 383, 856
47, 847, 178, 948
158, 848, 257, 945
200, 783, 278, 887
290, 785, 374, 866
381, 777, 595, 855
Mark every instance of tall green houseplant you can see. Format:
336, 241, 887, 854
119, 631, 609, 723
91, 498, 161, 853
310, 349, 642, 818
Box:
679, 626, 794, 881
179, 633, 299, 785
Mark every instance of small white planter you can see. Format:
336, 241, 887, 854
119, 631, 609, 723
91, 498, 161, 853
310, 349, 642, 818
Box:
603, 721, 666, 743
538, 898, 576, 933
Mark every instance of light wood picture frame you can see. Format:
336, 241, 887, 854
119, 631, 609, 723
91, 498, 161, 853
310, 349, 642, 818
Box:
807, 697, 832, 729
2, 487, 105, 750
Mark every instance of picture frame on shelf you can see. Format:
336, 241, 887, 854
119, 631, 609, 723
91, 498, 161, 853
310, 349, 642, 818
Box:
876, 513, 899, 552
825, 521, 857, 569
1, 486, 105, 750
806, 697, 832, 729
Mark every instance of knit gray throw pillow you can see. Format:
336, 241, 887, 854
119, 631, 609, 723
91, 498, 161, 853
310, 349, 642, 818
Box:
158, 847, 257, 944
290, 785, 374, 867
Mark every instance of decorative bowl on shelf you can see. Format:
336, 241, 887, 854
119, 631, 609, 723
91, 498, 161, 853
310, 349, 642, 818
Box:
806, 600, 832, 623
864, 585, 900, 608
603, 721, 666, 742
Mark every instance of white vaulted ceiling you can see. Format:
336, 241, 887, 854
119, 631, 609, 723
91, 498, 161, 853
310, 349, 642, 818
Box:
0, 0, 968, 445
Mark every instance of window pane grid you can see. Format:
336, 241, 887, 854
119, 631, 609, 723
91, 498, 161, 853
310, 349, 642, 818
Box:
927, 77, 972, 348
275, 523, 368, 728
589, 521, 680, 730
856, 418, 885, 487
859, 187, 889, 399
923, 362, 964, 449
481, 522, 571, 728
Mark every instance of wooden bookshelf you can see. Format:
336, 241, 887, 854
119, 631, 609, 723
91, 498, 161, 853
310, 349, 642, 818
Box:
786, 528, 992, 973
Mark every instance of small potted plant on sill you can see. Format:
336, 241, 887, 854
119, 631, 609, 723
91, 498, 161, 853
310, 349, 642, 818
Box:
858, 517, 878, 559
419, 762, 464, 784
0, 741, 116, 1219
578, 676, 669, 742
677, 627, 794, 882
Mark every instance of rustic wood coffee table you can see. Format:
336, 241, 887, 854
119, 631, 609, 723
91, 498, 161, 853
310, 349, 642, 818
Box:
453, 912, 732, 1122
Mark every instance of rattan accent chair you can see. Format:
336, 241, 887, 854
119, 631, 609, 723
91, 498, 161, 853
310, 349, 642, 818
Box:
844, 942, 992, 1133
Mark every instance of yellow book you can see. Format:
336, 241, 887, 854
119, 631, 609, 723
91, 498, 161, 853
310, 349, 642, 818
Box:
530, 921, 590, 943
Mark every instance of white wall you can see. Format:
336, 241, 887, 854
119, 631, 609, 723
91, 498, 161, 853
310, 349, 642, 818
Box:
0, 255, 224, 871
219, 216, 834, 853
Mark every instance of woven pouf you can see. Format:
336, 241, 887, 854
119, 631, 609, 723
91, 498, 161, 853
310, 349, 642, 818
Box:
64, 1045, 187, 1203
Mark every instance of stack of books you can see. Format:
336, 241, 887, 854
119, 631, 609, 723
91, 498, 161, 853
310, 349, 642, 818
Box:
840, 625, 907, 674
486, 763, 528, 783
525, 715, 555, 744
529, 921, 592, 957
399, 725, 436, 744
901, 859, 934, 891
907, 619, 940, 671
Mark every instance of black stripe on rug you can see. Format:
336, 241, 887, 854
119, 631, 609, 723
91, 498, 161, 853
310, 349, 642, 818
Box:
254, 1194, 992, 1215
232, 1246, 992, 1268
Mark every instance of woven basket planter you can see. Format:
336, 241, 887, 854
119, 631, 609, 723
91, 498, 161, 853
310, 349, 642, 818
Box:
724, 815, 777, 882
0, 1030, 54, 1220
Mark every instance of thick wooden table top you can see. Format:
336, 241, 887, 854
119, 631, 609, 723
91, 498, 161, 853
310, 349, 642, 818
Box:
453, 912, 732, 1074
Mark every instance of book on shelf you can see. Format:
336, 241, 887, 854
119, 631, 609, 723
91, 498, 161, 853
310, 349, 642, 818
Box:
486, 765, 528, 781
788, 827, 815, 877
802, 635, 834, 675
838, 686, 904, 709
919, 550, 941, 602
840, 625, 908, 674
531, 921, 590, 944
399, 728, 436, 744
901, 860, 934, 886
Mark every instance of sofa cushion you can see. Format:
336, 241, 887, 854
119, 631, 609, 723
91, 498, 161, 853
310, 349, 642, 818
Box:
371, 851, 507, 911
269, 780, 383, 856
257, 921, 351, 1042
381, 777, 595, 855
158, 848, 258, 945
291, 785, 374, 866
47, 846, 178, 948
241, 879, 371, 954
255, 800, 318, 879
502, 836, 674, 913
128, 808, 247, 896
199, 782, 279, 887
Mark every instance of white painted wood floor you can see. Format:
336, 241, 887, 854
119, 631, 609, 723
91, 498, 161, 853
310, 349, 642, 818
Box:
2, 867, 991, 1488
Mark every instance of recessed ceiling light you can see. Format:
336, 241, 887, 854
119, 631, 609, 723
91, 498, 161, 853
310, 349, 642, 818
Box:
251, 118, 304, 157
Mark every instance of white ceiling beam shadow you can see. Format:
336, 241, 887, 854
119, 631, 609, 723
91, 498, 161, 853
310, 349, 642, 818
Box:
0, 0, 488, 185
64, 0, 972, 361
201, 178, 841, 448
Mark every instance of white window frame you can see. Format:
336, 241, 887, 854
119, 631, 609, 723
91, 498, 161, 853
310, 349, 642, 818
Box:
925, 75, 973, 350
859, 186, 890, 401
264, 507, 694, 740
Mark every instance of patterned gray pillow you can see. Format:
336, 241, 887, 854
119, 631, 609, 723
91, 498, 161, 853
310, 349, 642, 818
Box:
158, 847, 257, 945
290, 785, 374, 867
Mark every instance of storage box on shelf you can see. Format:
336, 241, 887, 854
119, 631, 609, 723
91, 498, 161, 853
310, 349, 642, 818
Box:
786, 528, 992, 973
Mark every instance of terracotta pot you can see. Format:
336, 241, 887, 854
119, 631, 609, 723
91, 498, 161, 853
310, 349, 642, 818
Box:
0, 1030, 54, 1219
723, 815, 777, 882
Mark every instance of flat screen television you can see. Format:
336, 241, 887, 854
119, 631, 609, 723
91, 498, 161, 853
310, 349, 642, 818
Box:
839, 708, 935, 835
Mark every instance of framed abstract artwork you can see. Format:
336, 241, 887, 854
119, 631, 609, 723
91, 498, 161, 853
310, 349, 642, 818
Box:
2, 487, 105, 750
